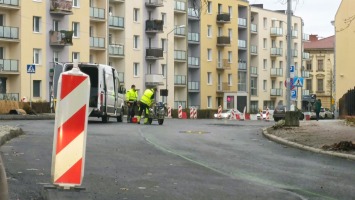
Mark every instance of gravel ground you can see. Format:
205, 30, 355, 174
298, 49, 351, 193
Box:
267, 120, 355, 155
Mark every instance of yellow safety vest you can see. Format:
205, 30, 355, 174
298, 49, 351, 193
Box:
125, 89, 138, 101
140, 89, 154, 106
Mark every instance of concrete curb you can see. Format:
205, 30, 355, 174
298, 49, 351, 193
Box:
0, 114, 55, 120
262, 128, 355, 161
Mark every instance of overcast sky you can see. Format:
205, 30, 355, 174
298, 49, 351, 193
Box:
250, 0, 342, 38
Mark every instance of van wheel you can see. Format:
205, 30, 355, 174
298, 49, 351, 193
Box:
117, 108, 123, 122
158, 119, 164, 125
102, 115, 108, 123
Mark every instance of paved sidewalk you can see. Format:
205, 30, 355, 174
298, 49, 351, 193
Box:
263, 119, 355, 161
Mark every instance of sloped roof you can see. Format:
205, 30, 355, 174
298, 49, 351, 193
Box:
304, 35, 335, 50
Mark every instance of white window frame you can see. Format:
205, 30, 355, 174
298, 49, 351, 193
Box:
133, 35, 139, 49
207, 49, 212, 61
228, 74, 232, 86
207, 1, 212, 14
162, 13, 166, 27
207, 96, 212, 108
263, 80, 267, 91
228, 6, 232, 17
161, 64, 166, 78
207, 25, 212, 37
53, 20, 59, 31
263, 17, 267, 29
263, 59, 267, 70
133, 8, 139, 22
72, 22, 80, 38
133, 63, 139, 77
228, 29, 232, 40
33, 16, 41, 33
73, 0, 80, 7
161, 38, 166, 52
33, 49, 41, 65
53, 51, 59, 62
207, 72, 212, 85
228, 51, 232, 63
263, 38, 267, 49
72, 52, 80, 62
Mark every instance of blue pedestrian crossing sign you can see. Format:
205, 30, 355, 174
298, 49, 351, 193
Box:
293, 76, 304, 87
27, 64, 36, 74
291, 90, 297, 101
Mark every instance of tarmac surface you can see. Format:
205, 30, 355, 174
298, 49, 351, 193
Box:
0, 114, 354, 199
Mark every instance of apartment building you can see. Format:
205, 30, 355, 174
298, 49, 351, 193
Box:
303, 35, 334, 110
335, 0, 355, 109
249, 5, 304, 113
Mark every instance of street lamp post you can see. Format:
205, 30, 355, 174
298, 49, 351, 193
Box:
286, 0, 292, 111
165, 25, 185, 101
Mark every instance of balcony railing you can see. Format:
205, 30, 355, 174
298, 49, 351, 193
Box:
271, 88, 283, 96
188, 8, 199, 19
50, 0, 73, 15
217, 59, 231, 70
217, 36, 230, 46
251, 24, 257, 33
188, 56, 199, 68
188, 32, 199, 43
145, 20, 164, 33
238, 62, 247, 70
145, 0, 164, 8
174, 0, 186, 12
90, 37, 105, 48
0, 0, 19, 7
90, 7, 105, 20
302, 89, 310, 96
238, 40, 247, 49
117, 72, 124, 83
270, 27, 283, 36
109, 45, 124, 56
109, 16, 124, 28
188, 81, 200, 91
270, 47, 283, 57
145, 74, 164, 85
270, 68, 283, 77
49, 30, 73, 46
0, 26, 19, 40
146, 48, 163, 60
292, 30, 298, 38
0, 59, 19, 72
217, 82, 230, 92
238, 18, 247, 27
174, 26, 185, 36
0, 93, 19, 101
251, 45, 257, 54
250, 66, 258, 76
174, 75, 186, 85
302, 52, 310, 60
302, 70, 310, 78
217, 13, 230, 23
174, 50, 186, 61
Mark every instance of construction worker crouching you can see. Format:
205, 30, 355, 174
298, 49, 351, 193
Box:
137, 86, 156, 124
125, 84, 138, 123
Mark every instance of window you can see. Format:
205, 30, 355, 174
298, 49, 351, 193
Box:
271, 60, 275, 68
250, 101, 258, 113
161, 64, 166, 78
33, 16, 41, 32
53, 20, 59, 31
207, 72, 212, 84
218, 27, 222, 36
0, 47, 3, 59
207, 25, 212, 37
33, 80, 41, 98
263, 17, 267, 29
263, 59, 267, 70
306, 79, 312, 91
228, 74, 232, 86
228, 6, 232, 17
263, 38, 267, 49
33, 49, 41, 64
73, 0, 79, 7
161, 39, 166, 51
317, 59, 324, 71
228, 51, 232, 63
207, 1, 212, 14
279, 61, 283, 68
133, 35, 139, 49
53, 51, 59, 62
133, 8, 139, 22
228, 29, 232, 40
133, 63, 139, 77
317, 79, 324, 92
207, 49, 212, 61
72, 52, 80, 62
207, 96, 212, 108
306, 61, 312, 71
161, 13, 166, 26
238, 72, 247, 92
251, 77, 257, 96
72, 22, 80, 37
263, 80, 267, 91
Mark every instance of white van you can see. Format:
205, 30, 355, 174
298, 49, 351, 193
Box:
53, 62, 125, 123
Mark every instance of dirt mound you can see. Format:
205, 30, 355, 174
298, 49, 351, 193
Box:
322, 141, 355, 151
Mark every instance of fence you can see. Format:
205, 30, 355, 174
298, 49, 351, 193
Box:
339, 87, 355, 117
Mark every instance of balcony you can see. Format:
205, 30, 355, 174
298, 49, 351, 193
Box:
250, 66, 258, 76
188, 81, 200, 92
238, 18, 247, 28
250, 45, 257, 55
270, 68, 283, 77
217, 59, 231, 70
145, 20, 164, 33
270, 47, 283, 57
90, 7, 105, 21
238, 40, 247, 49
50, 0, 73, 15
217, 82, 231, 92
174, 50, 186, 62
145, 74, 164, 86
174, 75, 187, 86
90, 37, 105, 49
146, 48, 163, 60
0, 0, 19, 9
188, 8, 199, 20
292, 49, 298, 57
271, 88, 283, 96
292, 30, 298, 38
0, 26, 19, 42
109, 45, 124, 58
49, 30, 73, 46
174, 1, 186, 13
174, 26, 185, 37
302, 89, 310, 96
251, 24, 257, 34
238, 61, 247, 70
0, 59, 19, 73
117, 72, 124, 83
216, 13, 230, 24
188, 32, 199, 43
302, 52, 310, 60
109, 16, 124, 29
145, 0, 163, 8
0, 93, 19, 101
217, 36, 230, 47
270, 27, 283, 37
188, 56, 199, 68
302, 70, 310, 78
303, 33, 310, 41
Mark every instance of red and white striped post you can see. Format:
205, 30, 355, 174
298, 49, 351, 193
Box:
193, 107, 197, 119
217, 105, 222, 119
230, 109, 235, 120
190, 107, 194, 119
178, 105, 182, 119
266, 107, 270, 122
167, 106, 172, 118
51, 61, 90, 188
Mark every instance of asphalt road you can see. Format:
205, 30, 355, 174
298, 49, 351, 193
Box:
0, 118, 354, 200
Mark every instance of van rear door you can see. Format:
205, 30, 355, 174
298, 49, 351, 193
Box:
103, 66, 116, 115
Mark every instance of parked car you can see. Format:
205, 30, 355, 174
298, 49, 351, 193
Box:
320, 107, 334, 119
214, 109, 240, 119
273, 105, 304, 122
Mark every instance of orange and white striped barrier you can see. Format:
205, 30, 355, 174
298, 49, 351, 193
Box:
230, 109, 236, 120
193, 107, 197, 119
51, 60, 90, 188
265, 107, 270, 122
178, 105, 182, 119
190, 107, 194, 119
167, 106, 172, 118
217, 105, 222, 119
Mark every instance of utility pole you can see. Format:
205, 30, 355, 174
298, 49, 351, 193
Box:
286, 0, 292, 110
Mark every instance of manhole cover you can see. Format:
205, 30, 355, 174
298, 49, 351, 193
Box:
180, 130, 209, 134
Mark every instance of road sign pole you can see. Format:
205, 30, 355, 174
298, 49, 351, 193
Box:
30, 73, 32, 109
